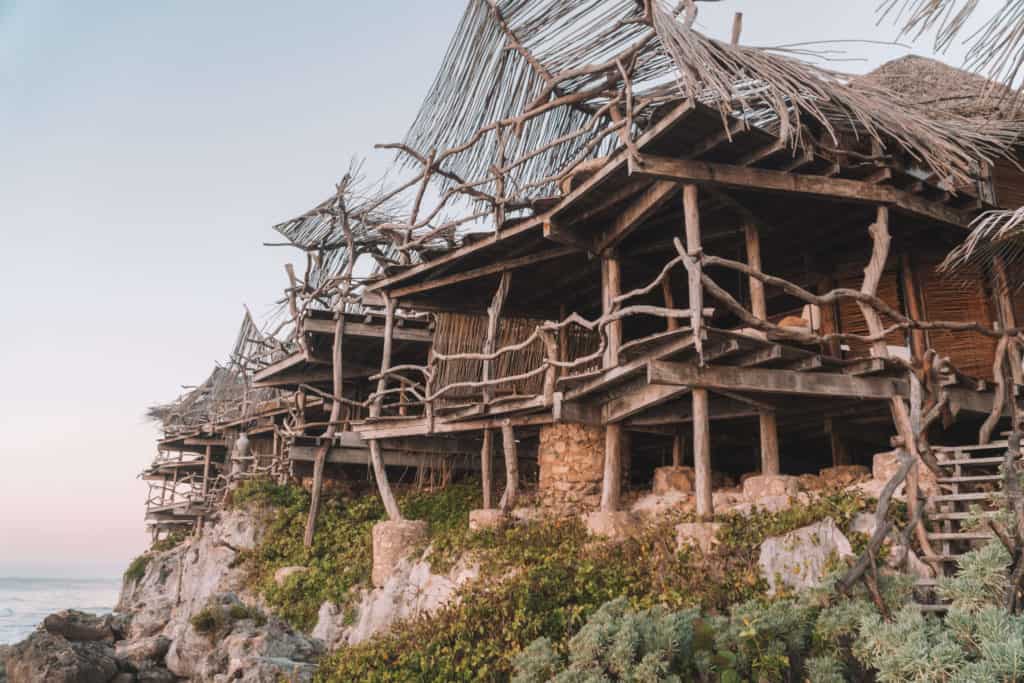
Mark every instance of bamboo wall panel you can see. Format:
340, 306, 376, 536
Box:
994, 158, 1024, 210
917, 256, 998, 380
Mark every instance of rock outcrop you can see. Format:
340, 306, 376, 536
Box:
758, 518, 854, 594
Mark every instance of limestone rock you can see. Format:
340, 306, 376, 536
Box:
676, 522, 722, 553
372, 520, 429, 587
5, 630, 119, 683
652, 466, 694, 495
114, 635, 171, 669
758, 518, 854, 594
819, 465, 870, 488
43, 610, 117, 643
743, 474, 799, 499
469, 509, 508, 531
871, 451, 940, 498
219, 655, 317, 682
753, 495, 792, 513
0, 644, 11, 683
798, 474, 825, 491
273, 566, 307, 587
630, 490, 690, 518
584, 511, 639, 540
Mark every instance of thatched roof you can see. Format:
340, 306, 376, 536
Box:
857, 55, 1021, 121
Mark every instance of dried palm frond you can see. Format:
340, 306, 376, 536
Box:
880, 0, 1024, 95
942, 206, 1024, 288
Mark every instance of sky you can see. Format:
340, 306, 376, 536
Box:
0, 0, 999, 578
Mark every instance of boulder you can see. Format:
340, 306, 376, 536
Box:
43, 610, 116, 643
273, 566, 307, 587
5, 630, 119, 683
758, 518, 854, 594
114, 635, 171, 669
221, 655, 317, 682
743, 474, 799, 500
630, 490, 690, 518
871, 451, 940, 497
797, 474, 825, 491
819, 465, 870, 488
652, 466, 694, 495
468, 509, 508, 531
753, 495, 792, 513
372, 520, 428, 588
584, 511, 639, 540
676, 522, 722, 554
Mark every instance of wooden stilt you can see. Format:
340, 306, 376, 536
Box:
369, 294, 402, 521
826, 417, 850, 466
759, 411, 780, 475
602, 255, 622, 367
601, 424, 622, 511
500, 420, 519, 512
483, 272, 512, 405
662, 273, 679, 331
481, 429, 494, 509
671, 430, 684, 467
693, 388, 712, 518
744, 220, 780, 475
899, 251, 928, 362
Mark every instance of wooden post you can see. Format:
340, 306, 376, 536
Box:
683, 185, 704, 360
601, 424, 622, 511
693, 388, 713, 518
483, 272, 512, 404
369, 294, 402, 522
558, 304, 569, 378
826, 417, 850, 466
499, 420, 518, 512
662, 273, 679, 331
201, 445, 211, 499
481, 429, 494, 509
671, 430, 684, 467
759, 412, 780, 475
731, 12, 743, 45
745, 221, 780, 475
602, 255, 622, 367
993, 256, 1023, 385
899, 251, 928, 362
818, 275, 842, 357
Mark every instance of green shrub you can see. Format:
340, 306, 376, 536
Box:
191, 599, 266, 637
123, 554, 151, 583
190, 605, 226, 635
151, 530, 187, 552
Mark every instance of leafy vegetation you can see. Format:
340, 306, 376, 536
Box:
316, 491, 872, 681
123, 554, 151, 584
151, 530, 187, 553
190, 598, 267, 637
511, 542, 1024, 682
233, 479, 481, 632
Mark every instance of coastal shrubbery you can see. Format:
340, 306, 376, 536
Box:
316, 491, 872, 681
123, 554, 150, 584
233, 479, 481, 631
190, 598, 266, 637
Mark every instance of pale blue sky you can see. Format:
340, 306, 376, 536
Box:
0, 1, 994, 578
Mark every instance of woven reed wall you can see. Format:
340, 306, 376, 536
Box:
836, 267, 906, 357
432, 312, 599, 403
917, 256, 998, 381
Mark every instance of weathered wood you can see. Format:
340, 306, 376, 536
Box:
661, 272, 679, 332
744, 222, 767, 321
629, 154, 973, 227
683, 184, 704, 360
648, 360, 907, 398
290, 444, 479, 470
500, 421, 519, 512
858, 208, 892, 359
759, 411, 780, 475
603, 382, 689, 424
693, 388, 712, 519
301, 318, 433, 342
483, 272, 512, 405
390, 246, 574, 298
481, 429, 494, 509
595, 180, 678, 254
826, 417, 850, 465
672, 430, 684, 466
899, 251, 927, 361
601, 423, 623, 511
602, 255, 622, 367
370, 295, 402, 522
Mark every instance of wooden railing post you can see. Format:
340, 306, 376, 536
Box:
684, 184, 713, 517
369, 294, 402, 522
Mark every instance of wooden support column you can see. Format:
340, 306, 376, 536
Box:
744, 221, 780, 475
483, 272, 512, 404
662, 273, 679, 331
499, 420, 519, 512
369, 294, 402, 522
826, 417, 850, 466
558, 304, 569, 378
671, 429, 685, 467
602, 255, 622, 368
693, 387, 713, 518
899, 251, 928, 362
684, 184, 713, 517
993, 256, 1023, 385
601, 424, 623, 511
481, 429, 494, 509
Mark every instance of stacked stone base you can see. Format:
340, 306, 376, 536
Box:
372, 520, 428, 587
537, 423, 629, 513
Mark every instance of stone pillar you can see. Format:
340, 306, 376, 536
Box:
371, 520, 428, 587
538, 422, 629, 512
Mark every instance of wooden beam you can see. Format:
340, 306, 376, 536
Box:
390, 246, 576, 298
629, 154, 973, 227
302, 318, 432, 343
290, 445, 480, 470
648, 360, 907, 399
595, 180, 678, 254
603, 382, 690, 424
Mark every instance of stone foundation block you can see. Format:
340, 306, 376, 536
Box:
872, 451, 939, 497
372, 520, 428, 588
742, 474, 799, 499
676, 522, 722, 554
819, 465, 870, 487
652, 466, 695, 495
753, 495, 792, 513
469, 509, 508, 531
584, 511, 638, 540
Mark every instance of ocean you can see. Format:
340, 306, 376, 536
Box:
0, 577, 122, 645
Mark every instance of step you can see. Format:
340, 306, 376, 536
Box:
936, 457, 1007, 466
936, 475, 1004, 484
926, 532, 993, 541
928, 492, 994, 503
929, 510, 1001, 521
